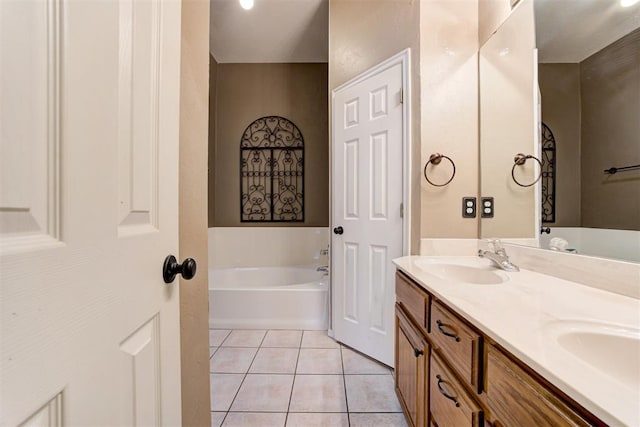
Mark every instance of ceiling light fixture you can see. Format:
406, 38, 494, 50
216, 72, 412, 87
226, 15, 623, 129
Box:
239, 0, 254, 10
621, 0, 639, 7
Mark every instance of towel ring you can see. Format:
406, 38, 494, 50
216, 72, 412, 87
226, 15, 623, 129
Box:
512, 153, 542, 187
424, 153, 456, 187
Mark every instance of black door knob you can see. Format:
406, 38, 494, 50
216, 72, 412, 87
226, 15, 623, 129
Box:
163, 255, 197, 284
333, 226, 344, 235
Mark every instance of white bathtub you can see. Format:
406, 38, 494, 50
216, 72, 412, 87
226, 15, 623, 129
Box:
209, 266, 329, 330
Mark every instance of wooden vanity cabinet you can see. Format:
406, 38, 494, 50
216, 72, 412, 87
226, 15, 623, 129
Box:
430, 352, 484, 427
395, 305, 429, 427
484, 345, 596, 427
394, 270, 604, 427
429, 301, 483, 392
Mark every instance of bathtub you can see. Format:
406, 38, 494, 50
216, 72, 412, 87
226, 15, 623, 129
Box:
209, 266, 329, 330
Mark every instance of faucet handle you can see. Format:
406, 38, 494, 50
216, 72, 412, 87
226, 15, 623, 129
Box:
487, 239, 504, 253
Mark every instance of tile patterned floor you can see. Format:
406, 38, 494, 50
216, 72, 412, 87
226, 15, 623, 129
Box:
209, 329, 408, 427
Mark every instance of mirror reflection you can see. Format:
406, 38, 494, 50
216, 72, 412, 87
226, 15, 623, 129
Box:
480, 0, 640, 263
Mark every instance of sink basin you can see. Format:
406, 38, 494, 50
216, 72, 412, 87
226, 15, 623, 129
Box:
546, 320, 640, 388
414, 258, 508, 284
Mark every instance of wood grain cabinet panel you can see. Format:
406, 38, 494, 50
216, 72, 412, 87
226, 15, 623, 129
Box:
429, 301, 483, 392
430, 352, 484, 427
396, 271, 429, 328
485, 344, 593, 427
395, 305, 429, 427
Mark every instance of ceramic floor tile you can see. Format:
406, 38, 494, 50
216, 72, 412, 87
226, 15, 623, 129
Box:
296, 348, 342, 374
262, 330, 303, 348
300, 330, 340, 348
286, 412, 349, 427
211, 412, 226, 427
210, 329, 231, 347
249, 347, 299, 374
210, 374, 244, 411
222, 412, 286, 427
342, 347, 392, 375
230, 374, 294, 412
350, 413, 408, 426
210, 347, 258, 373
344, 375, 402, 412
222, 330, 266, 347
289, 375, 347, 413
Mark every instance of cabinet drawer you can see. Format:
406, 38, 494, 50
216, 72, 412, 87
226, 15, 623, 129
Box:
485, 345, 592, 427
396, 271, 429, 328
429, 300, 482, 391
430, 352, 483, 427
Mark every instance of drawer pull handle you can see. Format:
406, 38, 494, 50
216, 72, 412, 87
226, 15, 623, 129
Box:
414, 348, 424, 358
436, 320, 461, 342
436, 375, 460, 408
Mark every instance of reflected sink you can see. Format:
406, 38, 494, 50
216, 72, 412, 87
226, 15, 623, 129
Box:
546, 320, 640, 388
414, 258, 508, 285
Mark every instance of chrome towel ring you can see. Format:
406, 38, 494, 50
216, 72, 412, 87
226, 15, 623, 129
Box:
512, 153, 542, 187
424, 153, 456, 187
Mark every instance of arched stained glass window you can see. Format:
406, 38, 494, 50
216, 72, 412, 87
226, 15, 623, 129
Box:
541, 122, 556, 223
240, 116, 304, 222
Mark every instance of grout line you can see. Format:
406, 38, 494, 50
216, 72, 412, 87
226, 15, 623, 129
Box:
219, 330, 267, 414
284, 331, 304, 426
340, 346, 351, 427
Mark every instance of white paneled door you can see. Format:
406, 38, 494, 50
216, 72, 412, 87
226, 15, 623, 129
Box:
1, 1, 183, 425
332, 56, 406, 366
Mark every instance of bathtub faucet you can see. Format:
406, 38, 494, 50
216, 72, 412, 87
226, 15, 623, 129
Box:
316, 265, 329, 275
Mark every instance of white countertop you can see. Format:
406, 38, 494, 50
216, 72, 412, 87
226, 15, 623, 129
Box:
393, 256, 640, 427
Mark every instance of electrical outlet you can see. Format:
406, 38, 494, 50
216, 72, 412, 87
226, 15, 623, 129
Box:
481, 197, 494, 218
462, 197, 476, 218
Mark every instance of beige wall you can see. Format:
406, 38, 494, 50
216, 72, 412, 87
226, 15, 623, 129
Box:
212, 63, 329, 227
479, 0, 512, 47
420, 0, 479, 239
329, 0, 421, 253
580, 28, 640, 231
208, 54, 218, 227
179, 0, 210, 425
538, 63, 581, 227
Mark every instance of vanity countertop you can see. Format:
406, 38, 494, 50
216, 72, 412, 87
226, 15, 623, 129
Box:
393, 255, 640, 427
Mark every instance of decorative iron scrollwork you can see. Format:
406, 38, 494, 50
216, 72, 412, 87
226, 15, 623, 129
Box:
541, 122, 556, 223
240, 116, 304, 222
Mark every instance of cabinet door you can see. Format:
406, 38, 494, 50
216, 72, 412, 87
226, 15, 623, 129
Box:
486, 345, 592, 427
396, 305, 428, 427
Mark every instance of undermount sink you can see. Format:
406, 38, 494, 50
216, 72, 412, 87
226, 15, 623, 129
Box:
545, 320, 640, 389
413, 258, 508, 284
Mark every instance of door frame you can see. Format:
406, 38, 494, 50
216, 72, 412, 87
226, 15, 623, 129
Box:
329, 48, 412, 336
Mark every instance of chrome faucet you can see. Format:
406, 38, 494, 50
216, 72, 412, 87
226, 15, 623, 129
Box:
316, 265, 329, 274
478, 240, 519, 272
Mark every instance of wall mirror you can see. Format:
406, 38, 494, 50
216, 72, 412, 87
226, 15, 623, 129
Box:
480, 0, 640, 263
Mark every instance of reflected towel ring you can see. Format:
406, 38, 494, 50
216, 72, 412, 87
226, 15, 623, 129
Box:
512, 153, 543, 187
424, 153, 456, 187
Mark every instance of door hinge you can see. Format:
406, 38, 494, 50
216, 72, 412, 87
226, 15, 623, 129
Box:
399, 88, 404, 104
400, 203, 404, 218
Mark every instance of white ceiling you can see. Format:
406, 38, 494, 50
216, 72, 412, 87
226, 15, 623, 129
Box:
209, 0, 328, 63
535, 0, 640, 63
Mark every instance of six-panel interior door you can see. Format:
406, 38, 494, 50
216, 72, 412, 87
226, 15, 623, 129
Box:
332, 62, 404, 367
0, 1, 182, 425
